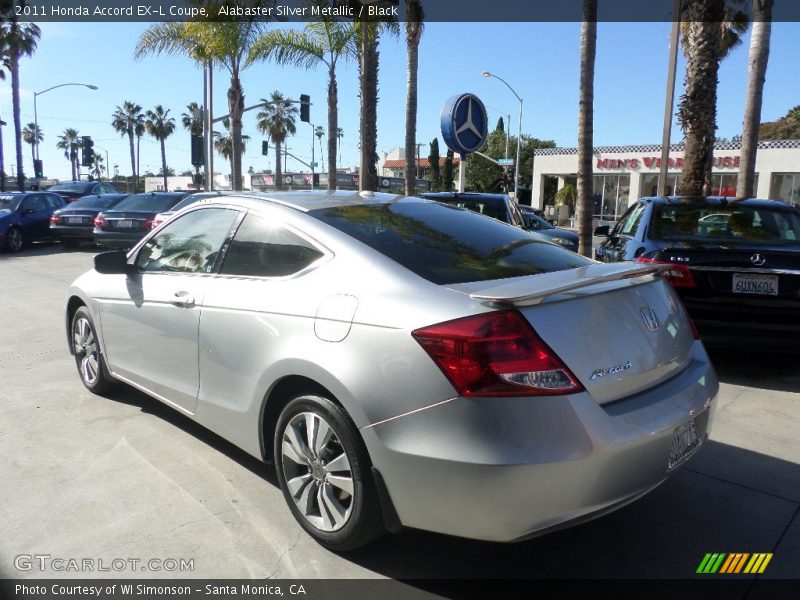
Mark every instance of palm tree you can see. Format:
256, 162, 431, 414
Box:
404, 0, 424, 196
737, 0, 772, 199
337, 128, 344, 164
111, 101, 144, 191
145, 105, 176, 192
135, 21, 267, 191
678, 0, 748, 197
56, 128, 81, 181
0, 20, 41, 190
214, 118, 250, 185
256, 91, 298, 190
91, 153, 104, 180
314, 125, 325, 165
182, 101, 203, 185
22, 122, 43, 171
576, 0, 597, 258
249, 22, 358, 191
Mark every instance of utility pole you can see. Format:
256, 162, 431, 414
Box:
416, 143, 423, 180
658, 0, 681, 196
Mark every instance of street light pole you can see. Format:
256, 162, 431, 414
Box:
483, 71, 523, 202
33, 82, 98, 188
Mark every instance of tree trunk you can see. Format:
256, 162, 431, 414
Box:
0, 126, 5, 191
11, 53, 25, 190
275, 139, 282, 190
359, 25, 379, 192
228, 73, 244, 191
327, 66, 338, 191
577, 0, 597, 258
678, 0, 723, 198
136, 135, 141, 191
737, 0, 772, 199
405, 10, 421, 196
161, 139, 168, 191
127, 130, 136, 190
71, 146, 78, 181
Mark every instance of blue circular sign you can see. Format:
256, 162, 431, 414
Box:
441, 93, 489, 157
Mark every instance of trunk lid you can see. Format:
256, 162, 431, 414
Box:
451, 263, 696, 405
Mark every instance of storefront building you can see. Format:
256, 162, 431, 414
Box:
531, 139, 800, 219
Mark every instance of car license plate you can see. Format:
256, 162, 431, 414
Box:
117, 220, 133, 228
732, 273, 778, 296
69, 216, 84, 224
667, 417, 702, 472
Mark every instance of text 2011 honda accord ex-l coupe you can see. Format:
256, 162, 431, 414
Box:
65, 191, 718, 551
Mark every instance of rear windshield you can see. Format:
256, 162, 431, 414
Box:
652, 204, 800, 244
48, 182, 93, 192
68, 196, 123, 210
113, 194, 184, 212
169, 196, 203, 212
309, 201, 589, 284
431, 196, 508, 222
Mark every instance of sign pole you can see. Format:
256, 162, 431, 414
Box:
458, 155, 467, 192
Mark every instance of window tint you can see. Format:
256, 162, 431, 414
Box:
68, 195, 122, 210
44, 195, 63, 210
310, 201, 589, 285
21, 195, 46, 212
114, 193, 185, 212
221, 214, 324, 277
652, 204, 800, 244
135, 208, 240, 273
48, 182, 93, 193
613, 202, 647, 237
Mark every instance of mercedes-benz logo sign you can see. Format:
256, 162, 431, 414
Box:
750, 253, 766, 266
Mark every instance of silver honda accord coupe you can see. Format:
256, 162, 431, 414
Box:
65, 191, 718, 550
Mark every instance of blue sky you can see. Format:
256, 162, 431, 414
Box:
3, 20, 798, 181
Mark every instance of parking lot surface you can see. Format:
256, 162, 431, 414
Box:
1, 244, 799, 583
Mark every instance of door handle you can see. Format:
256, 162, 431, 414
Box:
172, 291, 195, 308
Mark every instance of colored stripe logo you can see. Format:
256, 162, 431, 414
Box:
696, 553, 773, 574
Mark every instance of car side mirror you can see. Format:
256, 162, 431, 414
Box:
594, 225, 610, 237
94, 251, 135, 275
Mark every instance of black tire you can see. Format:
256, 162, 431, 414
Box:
5, 226, 23, 252
71, 306, 117, 394
274, 394, 384, 551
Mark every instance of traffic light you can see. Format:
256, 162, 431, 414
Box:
300, 94, 310, 123
33, 159, 44, 179
81, 136, 94, 167
262, 141, 269, 156
191, 134, 204, 167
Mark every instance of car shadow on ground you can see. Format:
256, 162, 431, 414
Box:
103, 383, 800, 581
0, 241, 101, 258
708, 348, 800, 394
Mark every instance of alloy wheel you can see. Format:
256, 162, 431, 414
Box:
7, 227, 23, 252
73, 317, 99, 386
280, 411, 354, 532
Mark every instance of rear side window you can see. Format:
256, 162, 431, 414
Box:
652, 204, 800, 243
310, 201, 589, 285
114, 194, 185, 212
221, 214, 324, 277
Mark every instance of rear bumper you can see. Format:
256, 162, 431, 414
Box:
361, 341, 717, 542
93, 229, 147, 249
51, 225, 94, 241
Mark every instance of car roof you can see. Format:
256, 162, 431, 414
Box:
420, 192, 508, 202
640, 196, 794, 209
194, 190, 418, 213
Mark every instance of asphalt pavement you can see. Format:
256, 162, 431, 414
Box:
1, 243, 798, 586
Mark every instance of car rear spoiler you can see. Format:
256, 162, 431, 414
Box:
470, 263, 669, 307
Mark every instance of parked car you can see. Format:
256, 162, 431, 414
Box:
595, 196, 800, 350
419, 192, 528, 229
150, 190, 232, 229
518, 204, 545, 218
520, 211, 579, 251
66, 191, 717, 550
50, 194, 129, 247
0, 191, 67, 252
93, 191, 190, 249
47, 181, 120, 203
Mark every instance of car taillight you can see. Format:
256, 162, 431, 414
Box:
50, 213, 61, 224
94, 215, 108, 228
412, 310, 583, 397
143, 217, 155, 229
635, 257, 696, 288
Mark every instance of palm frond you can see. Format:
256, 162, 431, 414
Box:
247, 29, 326, 69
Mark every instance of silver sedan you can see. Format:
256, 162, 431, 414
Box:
65, 191, 718, 550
